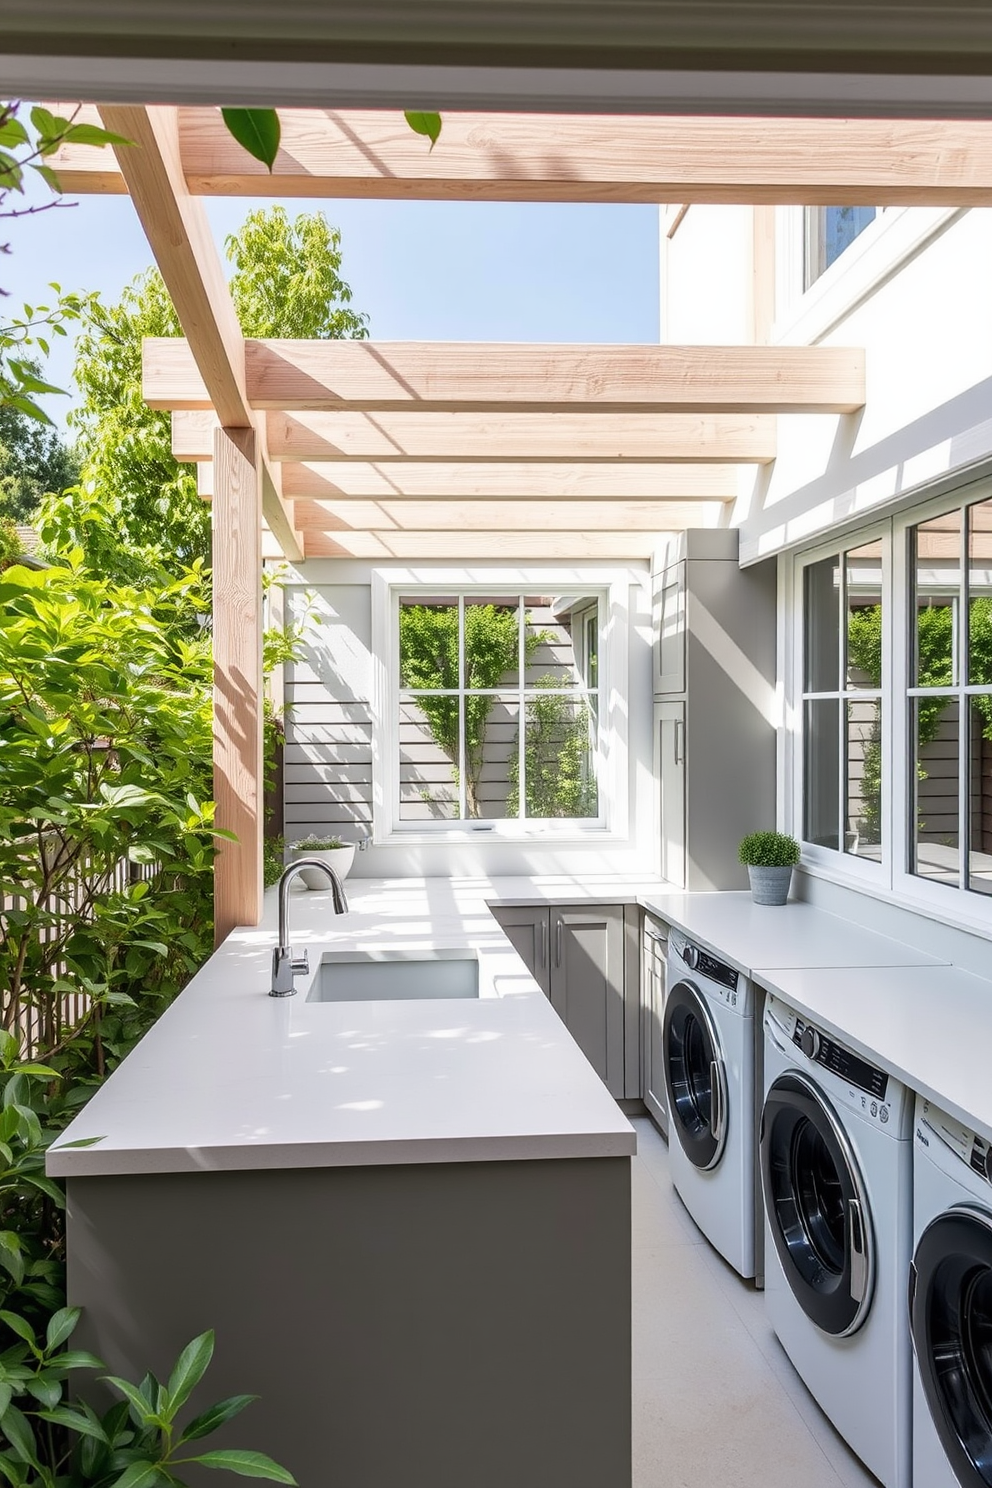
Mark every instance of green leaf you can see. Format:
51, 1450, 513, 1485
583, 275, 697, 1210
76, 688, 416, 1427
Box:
0, 1386, 10, 1419
9, 1065, 59, 1081
103, 1374, 158, 1424
50, 1350, 103, 1372
179, 1449, 297, 1483
0, 1405, 37, 1467
36, 1404, 108, 1442
109, 1461, 164, 1488
22, 1175, 65, 1206
0, 1313, 36, 1350
52, 1136, 106, 1150
178, 1393, 256, 1443
403, 111, 442, 149
63, 123, 132, 149
220, 109, 281, 171
45, 1306, 80, 1352
165, 1330, 214, 1415
0, 118, 29, 148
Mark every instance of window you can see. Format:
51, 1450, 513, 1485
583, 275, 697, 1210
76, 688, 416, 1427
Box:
395, 591, 602, 827
804, 206, 877, 289
801, 543, 883, 860
910, 498, 992, 896
795, 486, 992, 924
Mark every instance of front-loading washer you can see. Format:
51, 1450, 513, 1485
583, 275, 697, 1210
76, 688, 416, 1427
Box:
663, 929, 755, 1278
910, 1094, 992, 1488
760, 994, 913, 1488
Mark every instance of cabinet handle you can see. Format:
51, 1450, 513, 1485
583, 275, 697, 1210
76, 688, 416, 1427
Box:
540, 918, 548, 968
674, 717, 685, 765
555, 918, 563, 968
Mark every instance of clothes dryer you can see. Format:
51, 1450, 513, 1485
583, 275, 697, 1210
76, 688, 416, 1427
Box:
910, 1095, 992, 1488
760, 995, 913, 1488
663, 929, 755, 1278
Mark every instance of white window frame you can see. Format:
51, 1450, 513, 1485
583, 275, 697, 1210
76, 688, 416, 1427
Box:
793, 523, 892, 891
370, 565, 632, 845
790, 478, 992, 938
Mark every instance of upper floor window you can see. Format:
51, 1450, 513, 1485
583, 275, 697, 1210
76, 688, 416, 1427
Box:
804, 206, 877, 289
396, 591, 602, 827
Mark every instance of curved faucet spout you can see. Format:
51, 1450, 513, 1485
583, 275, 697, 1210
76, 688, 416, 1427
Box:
270, 860, 349, 997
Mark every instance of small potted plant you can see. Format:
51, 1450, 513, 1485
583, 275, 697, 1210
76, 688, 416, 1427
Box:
738, 831, 801, 906
288, 833, 357, 890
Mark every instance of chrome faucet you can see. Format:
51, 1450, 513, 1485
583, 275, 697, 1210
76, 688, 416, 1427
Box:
270, 859, 349, 997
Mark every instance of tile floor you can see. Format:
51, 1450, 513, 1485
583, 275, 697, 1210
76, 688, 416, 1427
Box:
631, 1116, 878, 1488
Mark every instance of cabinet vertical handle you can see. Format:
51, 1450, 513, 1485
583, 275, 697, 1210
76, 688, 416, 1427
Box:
540, 918, 548, 968
555, 917, 563, 967
674, 718, 685, 765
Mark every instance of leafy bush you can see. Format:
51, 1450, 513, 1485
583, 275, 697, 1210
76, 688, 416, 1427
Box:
738, 831, 801, 867
289, 834, 346, 851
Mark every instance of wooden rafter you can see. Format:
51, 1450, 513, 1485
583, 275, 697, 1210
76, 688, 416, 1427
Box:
263, 410, 777, 464
97, 105, 302, 562
51, 107, 992, 207
301, 531, 684, 560
195, 460, 738, 502
290, 498, 728, 531
144, 338, 865, 415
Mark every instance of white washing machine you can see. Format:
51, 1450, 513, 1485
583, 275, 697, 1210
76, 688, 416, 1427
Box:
663, 929, 756, 1278
759, 995, 913, 1488
910, 1094, 992, 1488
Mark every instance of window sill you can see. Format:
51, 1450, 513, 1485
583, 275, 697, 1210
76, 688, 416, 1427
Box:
798, 854, 992, 945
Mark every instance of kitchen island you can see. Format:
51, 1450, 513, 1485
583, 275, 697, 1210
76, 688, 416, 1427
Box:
49, 877, 642, 1488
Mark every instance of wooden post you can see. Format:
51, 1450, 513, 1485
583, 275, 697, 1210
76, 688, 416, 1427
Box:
212, 426, 263, 944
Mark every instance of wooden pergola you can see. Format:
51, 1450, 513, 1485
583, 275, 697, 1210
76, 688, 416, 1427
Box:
52, 101, 986, 936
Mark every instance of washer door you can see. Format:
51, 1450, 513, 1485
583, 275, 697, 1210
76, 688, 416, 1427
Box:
663, 978, 728, 1171
760, 1070, 875, 1337
910, 1205, 992, 1488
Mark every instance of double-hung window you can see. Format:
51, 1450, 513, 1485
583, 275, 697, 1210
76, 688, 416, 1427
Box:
909, 498, 992, 896
392, 589, 603, 830
801, 541, 884, 861
796, 487, 992, 924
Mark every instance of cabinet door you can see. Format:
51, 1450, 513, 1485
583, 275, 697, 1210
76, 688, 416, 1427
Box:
641, 923, 668, 1134
652, 560, 686, 695
489, 905, 551, 997
550, 905, 625, 1097
655, 701, 686, 888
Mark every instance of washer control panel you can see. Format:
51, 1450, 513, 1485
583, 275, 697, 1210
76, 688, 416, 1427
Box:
792, 1016, 889, 1102
674, 935, 738, 992
918, 1099, 992, 1184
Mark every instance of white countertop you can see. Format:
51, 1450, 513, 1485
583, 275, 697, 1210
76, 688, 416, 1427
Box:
48, 873, 992, 1177
48, 876, 658, 1179
640, 890, 948, 973
754, 963, 992, 1144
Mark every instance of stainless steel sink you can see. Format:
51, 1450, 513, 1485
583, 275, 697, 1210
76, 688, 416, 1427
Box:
306, 948, 480, 1003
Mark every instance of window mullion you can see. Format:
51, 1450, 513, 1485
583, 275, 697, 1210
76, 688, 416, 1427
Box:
960, 506, 969, 891
458, 595, 467, 821
517, 595, 526, 820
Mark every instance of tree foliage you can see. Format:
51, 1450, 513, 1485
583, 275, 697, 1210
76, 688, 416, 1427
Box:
0, 403, 80, 523
48, 207, 368, 585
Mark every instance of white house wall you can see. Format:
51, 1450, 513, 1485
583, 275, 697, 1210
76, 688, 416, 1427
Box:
734, 205, 992, 562
661, 204, 754, 345
280, 559, 657, 878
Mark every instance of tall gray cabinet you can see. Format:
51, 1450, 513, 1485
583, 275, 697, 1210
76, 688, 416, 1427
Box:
653, 530, 777, 890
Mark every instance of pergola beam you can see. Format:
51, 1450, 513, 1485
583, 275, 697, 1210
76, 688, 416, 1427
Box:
52, 107, 992, 206
174, 409, 776, 464
263, 410, 778, 464
144, 338, 864, 415
300, 530, 692, 560
283, 461, 738, 500
291, 498, 729, 531
98, 105, 302, 564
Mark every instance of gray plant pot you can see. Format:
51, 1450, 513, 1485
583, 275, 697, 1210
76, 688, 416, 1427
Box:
747, 864, 793, 906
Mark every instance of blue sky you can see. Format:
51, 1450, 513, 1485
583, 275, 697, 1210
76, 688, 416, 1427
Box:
4, 184, 660, 431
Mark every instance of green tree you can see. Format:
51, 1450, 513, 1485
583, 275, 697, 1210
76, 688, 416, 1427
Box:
42, 207, 368, 583
0, 402, 80, 522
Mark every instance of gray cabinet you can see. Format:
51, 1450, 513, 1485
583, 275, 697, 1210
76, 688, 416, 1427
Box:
491, 902, 637, 1098
493, 904, 551, 996
651, 529, 777, 890
641, 917, 668, 1135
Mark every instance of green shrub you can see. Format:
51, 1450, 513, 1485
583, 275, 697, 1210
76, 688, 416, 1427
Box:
738, 831, 801, 868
